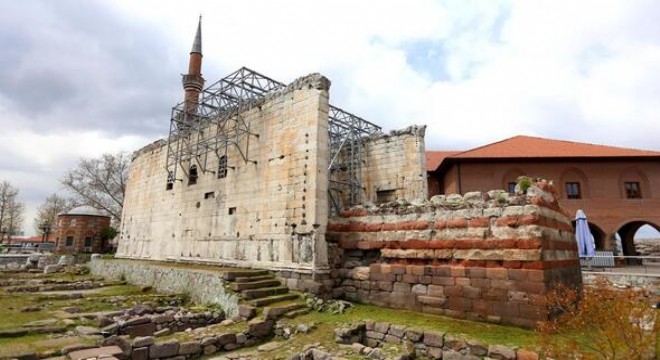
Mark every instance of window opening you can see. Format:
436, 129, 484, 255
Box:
507, 182, 516, 194
65, 236, 74, 247
218, 155, 228, 179
228, 207, 236, 215
204, 192, 215, 199
376, 190, 396, 204
565, 182, 581, 199
84, 236, 92, 247
188, 165, 198, 185
166, 171, 174, 190
624, 182, 641, 199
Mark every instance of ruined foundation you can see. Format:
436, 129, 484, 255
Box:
327, 181, 582, 328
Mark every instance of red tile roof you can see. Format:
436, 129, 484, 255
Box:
426, 151, 459, 171
427, 135, 660, 171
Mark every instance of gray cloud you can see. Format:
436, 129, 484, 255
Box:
0, 0, 183, 138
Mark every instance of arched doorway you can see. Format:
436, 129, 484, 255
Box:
616, 221, 660, 264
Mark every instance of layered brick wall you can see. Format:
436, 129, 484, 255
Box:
327, 181, 582, 328
56, 214, 111, 254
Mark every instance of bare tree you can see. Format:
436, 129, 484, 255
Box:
61, 152, 130, 221
4, 200, 24, 242
33, 193, 76, 235
0, 181, 20, 242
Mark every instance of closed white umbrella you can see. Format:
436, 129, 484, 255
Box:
575, 209, 596, 258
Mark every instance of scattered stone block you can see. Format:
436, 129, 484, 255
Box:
67, 346, 123, 360
149, 339, 179, 358
132, 336, 155, 348
423, 331, 444, 347
130, 347, 149, 360
247, 319, 274, 338
238, 304, 256, 319
216, 332, 237, 347
488, 344, 516, 360
178, 341, 201, 355
124, 322, 155, 337
75, 325, 101, 336
61, 343, 98, 355
202, 344, 217, 355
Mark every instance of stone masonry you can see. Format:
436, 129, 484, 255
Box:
327, 180, 582, 328
117, 72, 427, 293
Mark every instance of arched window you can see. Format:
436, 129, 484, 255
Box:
618, 168, 651, 199
188, 165, 198, 185
501, 168, 525, 194
560, 167, 590, 199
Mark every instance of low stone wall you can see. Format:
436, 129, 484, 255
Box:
89, 259, 241, 317
583, 272, 660, 295
327, 181, 582, 328
67, 318, 275, 360
100, 306, 225, 338
335, 320, 538, 360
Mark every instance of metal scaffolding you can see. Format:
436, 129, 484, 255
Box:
165, 67, 381, 212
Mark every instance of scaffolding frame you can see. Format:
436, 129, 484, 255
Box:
165, 67, 381, 212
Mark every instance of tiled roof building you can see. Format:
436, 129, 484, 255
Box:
427, 135, 660, 258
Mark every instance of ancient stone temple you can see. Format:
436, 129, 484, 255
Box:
116, 18, 427, 289
116, 19, 581, 328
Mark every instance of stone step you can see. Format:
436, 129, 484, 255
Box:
221, 270, 270, 281
283, 308, 310, 318
241, 286, 289, 300
263, 303, 306, 320
234, 274, 276, 283
230, 279, 282, 292
249, 293, 300, 307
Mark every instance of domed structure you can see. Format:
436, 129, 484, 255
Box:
56, 205, 111, 254
64, 205, 108, 217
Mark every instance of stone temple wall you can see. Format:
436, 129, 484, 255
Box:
117, 74, 331, 275
361, 126, 427, 205
326, 181, 582, 328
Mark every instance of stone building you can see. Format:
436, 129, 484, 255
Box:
427, 135, 660, 257
116, 20, 583, 327
56, 205, 112, 254
117, 18, 427, 282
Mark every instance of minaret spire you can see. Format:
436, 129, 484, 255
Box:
191, 15, 202, 54
182, 15, 205, 114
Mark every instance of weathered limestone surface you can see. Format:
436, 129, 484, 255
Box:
361, 125, 428, 205
117, 74, 331, 273
117, 68, 430, 282
89, 259, 240, 317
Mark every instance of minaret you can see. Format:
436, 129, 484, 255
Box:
182, 16, 205, 113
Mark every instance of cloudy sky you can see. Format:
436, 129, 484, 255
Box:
1, 0, 659, 236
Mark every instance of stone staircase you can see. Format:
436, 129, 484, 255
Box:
221, 269, 309, 319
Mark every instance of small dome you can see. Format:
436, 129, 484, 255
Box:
63, 205, 108, 217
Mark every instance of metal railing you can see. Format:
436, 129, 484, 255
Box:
581, 252, 660, 275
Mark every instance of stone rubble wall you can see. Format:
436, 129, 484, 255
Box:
100, 306, 225, 339
69, 318, 276, 360
117, 73, 331, 273
89, 259, 241, 317
327, 181, 583, 328
335, 321, 538, 360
